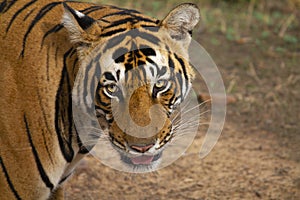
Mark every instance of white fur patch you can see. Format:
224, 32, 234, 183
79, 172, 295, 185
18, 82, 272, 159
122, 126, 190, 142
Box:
75, 10, 85, 18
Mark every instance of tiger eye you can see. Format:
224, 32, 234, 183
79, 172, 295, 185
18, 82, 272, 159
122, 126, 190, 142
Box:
155, 79, 168, 88
106, 84, 118, 94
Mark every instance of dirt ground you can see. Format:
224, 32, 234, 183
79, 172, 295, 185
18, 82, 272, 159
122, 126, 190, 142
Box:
64, 1, 300, 199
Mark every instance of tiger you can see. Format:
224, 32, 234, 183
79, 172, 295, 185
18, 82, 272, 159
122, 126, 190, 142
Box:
0, 0, 200, 199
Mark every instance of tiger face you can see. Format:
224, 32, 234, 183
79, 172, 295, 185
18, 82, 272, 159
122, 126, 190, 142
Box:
63, 3, 199, 170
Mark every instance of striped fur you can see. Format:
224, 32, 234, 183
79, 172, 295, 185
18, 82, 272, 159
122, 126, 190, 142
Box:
0, 0, 199, 199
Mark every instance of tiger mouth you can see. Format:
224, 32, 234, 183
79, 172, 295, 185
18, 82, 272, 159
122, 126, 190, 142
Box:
121, 152, 162, 166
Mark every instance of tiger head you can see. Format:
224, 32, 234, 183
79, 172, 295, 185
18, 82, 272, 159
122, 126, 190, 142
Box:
63, 3, 199, 171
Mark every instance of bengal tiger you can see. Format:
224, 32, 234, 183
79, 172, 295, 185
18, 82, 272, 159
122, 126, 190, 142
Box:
0, 0, 199, 199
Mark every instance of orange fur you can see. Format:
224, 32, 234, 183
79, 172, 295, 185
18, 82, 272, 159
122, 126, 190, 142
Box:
0, 1, 199, 199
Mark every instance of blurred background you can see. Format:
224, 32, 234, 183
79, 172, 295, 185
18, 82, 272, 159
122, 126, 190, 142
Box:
66, 0, 300, 199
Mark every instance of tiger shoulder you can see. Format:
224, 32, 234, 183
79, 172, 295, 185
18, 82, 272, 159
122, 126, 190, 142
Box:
0, 0, 199, 199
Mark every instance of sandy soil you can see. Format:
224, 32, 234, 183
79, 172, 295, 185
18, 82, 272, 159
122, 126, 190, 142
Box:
64, 120, 300, 200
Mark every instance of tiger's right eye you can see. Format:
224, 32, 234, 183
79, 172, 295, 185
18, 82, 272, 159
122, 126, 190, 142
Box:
152, 79, 169, 98
155, 79, 168, 89
105, 84, 119, 95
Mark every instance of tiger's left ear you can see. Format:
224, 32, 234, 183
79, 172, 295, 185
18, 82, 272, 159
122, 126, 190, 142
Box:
62, 3, 102, 45
161, 3, 199, 45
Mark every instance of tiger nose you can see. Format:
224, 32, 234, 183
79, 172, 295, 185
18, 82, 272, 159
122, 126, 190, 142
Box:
130, 143, 154, 153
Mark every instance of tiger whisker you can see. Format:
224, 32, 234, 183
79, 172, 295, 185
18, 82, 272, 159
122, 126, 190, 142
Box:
172, 122, 210, 131
179, 107, 211, 118
172, 113, 208, 125
172, 112, 210, 126
171, 108, 211, 123
179, 98, 211, 114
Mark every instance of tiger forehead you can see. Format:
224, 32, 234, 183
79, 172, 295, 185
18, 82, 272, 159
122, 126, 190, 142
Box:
100, 13, 160, 35
109, 49, 169, 85
112, 43, 157, 68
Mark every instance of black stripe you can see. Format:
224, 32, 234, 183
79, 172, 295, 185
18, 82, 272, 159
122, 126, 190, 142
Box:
24, 115, 54, 190
138, 31, 160, 45
36, 90, 54, 165
94, 50, 102, 61
0, 0, 7, 13
54, 48, 75, 162
137, 60, 145, 67
69, 47, 77, 57
130, 40, 138, 52
110, 5, 141, 14
54, 67, 74, 163
152, 86, 160, 98
105, 17, 134, 29
116, 70, 120, 81
168, 55, 175, 69
149, 67, 154, 77
141, 25, 160, 32
73, 57, 78, 69
99, 18, 110, 23
160, 87, 172, 96
83, 53, 101, 101
80, 5, 104, 15
67, 48, 76, 158
41, 24, 63, 47
58, 173, 72, 185
95, 105, 111, 114
23, 7, 36, 21
146, 58, 159, 73
176, 72, 183, 97
6, 0, 37, 33
174, 54, 189, 96
55, 45, 59, 59
72, 57, 79, 79
107, 118, 114, 123
158, 66, 167, 77
82, 60, 94, 110
102, 9, 140, 19
100, 28, 127, 37
41, 129, 54, 166
0, 156, 22, 200
105, 16, 156, 29
112, 47, 127, 63
82, 54, 101, 109
168, 92, 176, 108
20, 2, 62, 57
103, 29, 160, 52
125, 63, 133, 72
0, 0, 17, 13
46, 46, 50, 81
174, 54, 188, 81
96, 89, 112, 108
103, 33, 127, 53
128, 29, 160, 45
104, 72, 116, 81
79, 5, 101, 13
64, 48, 77, 158
135, 16, 157, 23
139, 45, 156, 56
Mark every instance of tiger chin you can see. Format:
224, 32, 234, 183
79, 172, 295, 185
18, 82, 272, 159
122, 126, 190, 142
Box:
0, 0, 199, 199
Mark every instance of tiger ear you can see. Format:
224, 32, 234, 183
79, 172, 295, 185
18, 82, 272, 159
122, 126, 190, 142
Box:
161, 3, 199, 44
62, 3, 102, 45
